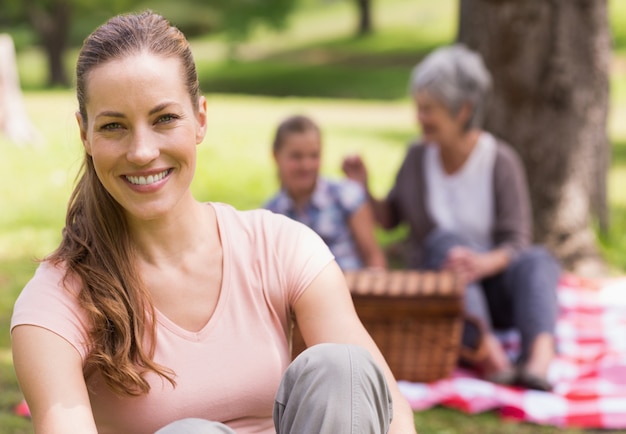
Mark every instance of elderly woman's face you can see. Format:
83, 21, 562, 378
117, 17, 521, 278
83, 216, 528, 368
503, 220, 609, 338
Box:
414, 91, 466, 146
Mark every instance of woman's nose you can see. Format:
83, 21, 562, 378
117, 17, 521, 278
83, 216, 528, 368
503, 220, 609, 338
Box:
126, 128, 159, 165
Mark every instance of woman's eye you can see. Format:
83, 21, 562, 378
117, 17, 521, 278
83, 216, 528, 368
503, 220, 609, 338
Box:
157, 114, 179, 124
101, 122, 122, 131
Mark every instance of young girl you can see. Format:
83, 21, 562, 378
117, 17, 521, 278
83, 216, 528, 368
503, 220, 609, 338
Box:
265, 115, 387, 270
10, 11, 416, 434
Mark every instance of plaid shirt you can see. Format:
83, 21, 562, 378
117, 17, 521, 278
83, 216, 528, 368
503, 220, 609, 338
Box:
264, 177, 366, 270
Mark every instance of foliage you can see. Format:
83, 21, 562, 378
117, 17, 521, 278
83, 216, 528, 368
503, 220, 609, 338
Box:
209, 0, 298, 42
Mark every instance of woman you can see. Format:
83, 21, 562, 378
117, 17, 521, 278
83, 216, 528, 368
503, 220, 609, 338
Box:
343, 44, 560, 390
10, 11, 417, 434
265, 114, 386, 270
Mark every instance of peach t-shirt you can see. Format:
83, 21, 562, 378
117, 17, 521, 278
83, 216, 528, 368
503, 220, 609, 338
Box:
11, 203, 334, 434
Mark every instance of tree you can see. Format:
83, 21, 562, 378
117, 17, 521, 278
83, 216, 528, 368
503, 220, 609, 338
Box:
457, 0, 611, 274
355, 0, 373, 36
0, 0, 298, 87
0, 33, 42, 145
2, 0, 140, 87
23, 0, 72, 86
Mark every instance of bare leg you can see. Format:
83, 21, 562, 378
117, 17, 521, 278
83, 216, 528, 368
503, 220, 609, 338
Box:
517, 332, 555, 390
477, 333, 516, 384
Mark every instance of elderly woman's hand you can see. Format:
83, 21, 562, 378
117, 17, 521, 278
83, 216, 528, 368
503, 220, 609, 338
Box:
443, 246, 489, 283
342, 154, 369, 188
444, 246, 511, 283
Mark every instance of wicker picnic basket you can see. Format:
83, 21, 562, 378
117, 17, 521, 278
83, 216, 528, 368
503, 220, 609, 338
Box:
291, 269, 465, 382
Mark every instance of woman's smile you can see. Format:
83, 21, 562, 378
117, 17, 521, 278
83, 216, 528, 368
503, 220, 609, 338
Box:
124, 168, 172, 186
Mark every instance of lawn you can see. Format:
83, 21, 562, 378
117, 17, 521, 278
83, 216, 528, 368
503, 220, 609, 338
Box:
2, 0, 626, 433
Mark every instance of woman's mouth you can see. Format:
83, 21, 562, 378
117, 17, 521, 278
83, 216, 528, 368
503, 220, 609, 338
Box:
125, 169, 170, 186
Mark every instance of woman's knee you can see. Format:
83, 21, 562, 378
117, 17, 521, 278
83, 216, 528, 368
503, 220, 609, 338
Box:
288, 343, 380, 382
154, 418, 236, 434
510, 246, 561, 279
275, 343, 392, 434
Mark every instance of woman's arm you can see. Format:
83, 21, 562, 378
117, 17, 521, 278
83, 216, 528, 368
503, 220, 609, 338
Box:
12, 325, 98, 434
294, 261, 417, 434
348, 203, 387, 270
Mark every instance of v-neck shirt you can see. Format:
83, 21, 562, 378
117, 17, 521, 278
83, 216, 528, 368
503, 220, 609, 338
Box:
11, 202, 334, 434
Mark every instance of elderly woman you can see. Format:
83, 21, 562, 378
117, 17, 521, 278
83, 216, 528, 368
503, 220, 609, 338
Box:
343, 44, 560, 390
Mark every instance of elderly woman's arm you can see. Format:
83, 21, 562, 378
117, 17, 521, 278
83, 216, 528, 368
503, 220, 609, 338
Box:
342, 155, 397, 229
444, 142, 533, 283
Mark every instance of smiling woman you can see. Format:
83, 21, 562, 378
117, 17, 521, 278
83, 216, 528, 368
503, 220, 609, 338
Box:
9, 10, 417, 434
77, 52, 203, 223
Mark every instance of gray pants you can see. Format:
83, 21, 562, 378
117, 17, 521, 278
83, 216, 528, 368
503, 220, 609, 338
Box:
155, 343, 393, 434
421, 229, 560, 360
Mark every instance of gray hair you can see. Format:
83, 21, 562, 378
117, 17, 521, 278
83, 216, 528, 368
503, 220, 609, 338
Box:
409, 44, 492, 129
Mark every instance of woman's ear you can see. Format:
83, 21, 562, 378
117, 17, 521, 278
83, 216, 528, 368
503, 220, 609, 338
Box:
76, 111, 92, 155
195, 96, 208, 145
457, 102, 473, 127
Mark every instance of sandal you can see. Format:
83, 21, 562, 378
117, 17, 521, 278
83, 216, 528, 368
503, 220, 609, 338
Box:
516, 370, 553, 391
485, 368, 517, 386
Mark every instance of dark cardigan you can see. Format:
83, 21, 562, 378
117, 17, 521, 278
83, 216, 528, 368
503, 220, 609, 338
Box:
384, 137, 532, 268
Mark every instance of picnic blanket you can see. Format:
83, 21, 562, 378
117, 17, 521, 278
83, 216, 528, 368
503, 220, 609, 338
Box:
399, 273, 626, 429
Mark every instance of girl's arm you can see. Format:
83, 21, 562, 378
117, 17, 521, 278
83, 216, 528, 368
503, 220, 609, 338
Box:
294, 261, 418, 434
348, 203, 388, 270
12, 325, 98, 434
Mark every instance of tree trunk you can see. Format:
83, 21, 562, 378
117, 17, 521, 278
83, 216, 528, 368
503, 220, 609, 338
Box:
457, 0, 611, 275
355, 0, 373, 36
0, 34, 42, 145
26, 0, 71, 87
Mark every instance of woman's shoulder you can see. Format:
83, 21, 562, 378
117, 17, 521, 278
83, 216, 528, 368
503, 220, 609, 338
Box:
20, 261, 75, 293
491, 136, 524, 169
210, 202, 331, 267
211, 202, 308, 237
11, 260, 90, 358
404, 139, 428, 161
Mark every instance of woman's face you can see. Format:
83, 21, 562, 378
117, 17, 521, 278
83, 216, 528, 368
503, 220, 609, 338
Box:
77, 53, 207, 223
414, 90, 466, 147
273, 129, 321, 199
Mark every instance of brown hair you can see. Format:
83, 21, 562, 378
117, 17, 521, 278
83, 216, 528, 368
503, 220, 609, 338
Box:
272, 114, 320, 152
48, 11, 200, 396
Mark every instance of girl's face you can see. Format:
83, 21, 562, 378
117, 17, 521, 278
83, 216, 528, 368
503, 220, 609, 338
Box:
414, 90, 468, 147
273, 129, 321, 199
77, 53, 207, 223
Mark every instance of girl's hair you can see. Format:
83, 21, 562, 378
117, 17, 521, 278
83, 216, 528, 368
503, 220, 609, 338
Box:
48, 10, 200, 396
409, 44, 492, 130
272, 114, 320, 152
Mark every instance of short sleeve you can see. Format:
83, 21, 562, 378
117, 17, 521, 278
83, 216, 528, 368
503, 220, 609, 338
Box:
336, 179, 366, 216
10, 262, 91, 360
265, 212, 335, 306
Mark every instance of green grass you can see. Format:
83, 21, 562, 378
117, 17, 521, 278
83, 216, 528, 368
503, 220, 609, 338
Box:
3, 0, 626, 433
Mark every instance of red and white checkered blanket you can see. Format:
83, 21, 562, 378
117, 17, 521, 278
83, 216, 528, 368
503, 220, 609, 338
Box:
399, 273, 626, 429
